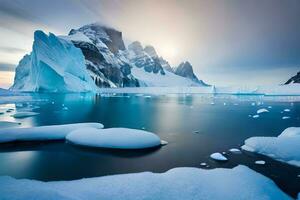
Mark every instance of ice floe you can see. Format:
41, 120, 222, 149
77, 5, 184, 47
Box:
0, 165, 291, 200
0, 123, 103, 143
11, 112, 40, 118
66, 128, 162, 149
229, 148, 241, 153
282, 116, 290, 120
252, 115, 260, 118
257, 108, 269, 114
255, 160, 266, 165
210, 152, 228, 161
284, 109, 291, 112
242, 127, 300, 167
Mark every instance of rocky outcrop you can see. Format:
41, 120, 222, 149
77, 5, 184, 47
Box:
285, 71, 300, 84
127, 41, 165, 75
68, 23, 139, 87
175, 62, 208, 86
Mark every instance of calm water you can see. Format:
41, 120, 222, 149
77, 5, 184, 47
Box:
0, 93, 299, 197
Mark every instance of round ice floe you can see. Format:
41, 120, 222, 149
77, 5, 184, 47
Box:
210, 153, 228, 161
66, 128, 162, 149
229, 148, 241, 153
12, 112, 39, 118
255, 160, 265, 165
257, 108, 269, 114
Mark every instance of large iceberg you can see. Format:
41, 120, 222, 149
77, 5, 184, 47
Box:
0, 165, 292, 200
11, 31, 97, 92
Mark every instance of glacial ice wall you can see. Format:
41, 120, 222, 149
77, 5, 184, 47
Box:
11, 31, 96, 92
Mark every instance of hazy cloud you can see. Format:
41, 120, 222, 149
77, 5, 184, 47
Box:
0, 62, 16, 72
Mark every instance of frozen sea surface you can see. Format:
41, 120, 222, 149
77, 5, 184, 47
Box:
0, 93, 299, 197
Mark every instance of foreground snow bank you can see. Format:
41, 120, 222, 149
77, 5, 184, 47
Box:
0, 123, 103, 143
242, 127, 300, 167
66, 128, 162, 149
0, 165, 291, 200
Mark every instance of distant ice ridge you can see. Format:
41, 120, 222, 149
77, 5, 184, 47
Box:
11, 31, 97, 92
0, 165, 291, 200
242, 127, 300, 167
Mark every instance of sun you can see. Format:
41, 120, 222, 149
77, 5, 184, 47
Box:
158, 45, 178, 60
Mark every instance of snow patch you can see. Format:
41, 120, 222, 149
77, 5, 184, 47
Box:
0, 165, 291, 200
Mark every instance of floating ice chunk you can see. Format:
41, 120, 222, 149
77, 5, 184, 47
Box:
62, 107, 69, 111
251, 102, 256, 106
0, 165, 291, 200
248, 115, 252, 117
12, 112, 39, 118
160, 140, 168, 145
193, 130, 200, 134
257, 108, 269, 114
144, 96, 152, 99
268, 106, 272, 109
284, 109, 290, 112
255, 160, 266, 165
0, 123, 104, 143
229, 148, 241, 153
0, 121, 21, 129
200, 162, 207, 166
223, 103, 226, 106
210, 152, 228, 161
210, 102, 215, 105
66, 128, 162, 149
253, 115, 260, 118
282, 116, 290, 120
242, 127, 300, 167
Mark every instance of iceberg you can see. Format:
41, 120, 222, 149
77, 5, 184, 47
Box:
242, 127, 300, 167
11, 31, 97, 92
0, 165, 292, 200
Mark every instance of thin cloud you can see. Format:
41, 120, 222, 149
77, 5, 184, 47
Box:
0, 62, 16, 72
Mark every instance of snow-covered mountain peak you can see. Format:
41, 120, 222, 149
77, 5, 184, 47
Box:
144, 45, 158, 58
69, 23, 126, 54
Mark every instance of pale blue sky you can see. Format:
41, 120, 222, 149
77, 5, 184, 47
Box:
0, 0, 299, 88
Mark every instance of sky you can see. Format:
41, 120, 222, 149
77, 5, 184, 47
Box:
0, 0, 299, 88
